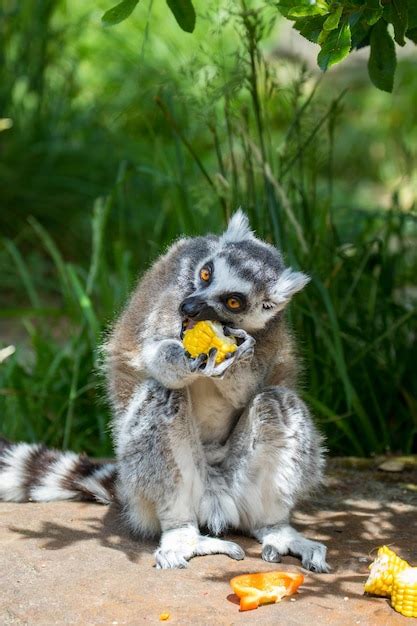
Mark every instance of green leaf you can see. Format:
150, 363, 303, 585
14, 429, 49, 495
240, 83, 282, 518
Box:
368, 20, 396, 92
352, 29, 371, 49
363, 0, 383, 26
323, 5, 343, 31
350, 18, 371, 48
317, 21, 351, 70
276, 0, 311, 18
318, 28, 329, 45
293, 15, 327, 43
102, 0, 140, 26
384, 0, 408, 46
289, 5, 329, 18
166, 0, 196, 33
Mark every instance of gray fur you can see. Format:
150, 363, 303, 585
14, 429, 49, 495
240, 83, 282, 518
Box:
0, 209, 329, 572
106, 209, 328, 571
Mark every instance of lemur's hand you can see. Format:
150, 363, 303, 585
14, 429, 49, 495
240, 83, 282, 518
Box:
188, 327, 255, 378
225, 327, 256, 361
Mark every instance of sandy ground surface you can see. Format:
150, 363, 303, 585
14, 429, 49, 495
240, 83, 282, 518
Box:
1, 460, 417, 625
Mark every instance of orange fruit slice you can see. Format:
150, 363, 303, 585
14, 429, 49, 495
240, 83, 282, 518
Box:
230, 570, 304, 611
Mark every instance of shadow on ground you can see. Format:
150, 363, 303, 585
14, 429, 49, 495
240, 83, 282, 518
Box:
8, 462, 417, 564
2, 460, 416, 624
9, 503, 156, 564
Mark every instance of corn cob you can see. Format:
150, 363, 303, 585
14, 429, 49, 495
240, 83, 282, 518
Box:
364, 546, 409, 597
182, 321, 237, 364
391, 567, 417, 618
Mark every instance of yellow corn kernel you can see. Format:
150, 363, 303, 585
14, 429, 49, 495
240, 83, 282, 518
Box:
391, 567, 417, 618
182, 321, 237, 364
364, 546, 409, 597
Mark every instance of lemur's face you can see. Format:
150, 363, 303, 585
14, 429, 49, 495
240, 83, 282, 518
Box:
179, 238, 309, 333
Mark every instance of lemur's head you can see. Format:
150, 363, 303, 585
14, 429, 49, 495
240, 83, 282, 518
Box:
179, 210, 309, 333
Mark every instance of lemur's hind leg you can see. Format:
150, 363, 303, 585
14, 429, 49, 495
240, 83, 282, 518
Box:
225, 385, 329, 573
253, 524, 329, 572
116, 380, 244, 569
154, 525, 244, 569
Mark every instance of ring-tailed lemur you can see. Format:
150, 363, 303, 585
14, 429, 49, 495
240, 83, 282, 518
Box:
0, 211, 329, 572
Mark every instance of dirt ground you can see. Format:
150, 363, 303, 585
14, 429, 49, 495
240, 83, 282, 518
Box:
1, 459, 417, 625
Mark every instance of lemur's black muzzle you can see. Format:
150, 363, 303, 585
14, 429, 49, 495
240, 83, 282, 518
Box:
179, 296, 219, 321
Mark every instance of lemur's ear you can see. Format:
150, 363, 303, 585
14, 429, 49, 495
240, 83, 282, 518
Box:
264, 268, 310, 311
220, 209, 254, 243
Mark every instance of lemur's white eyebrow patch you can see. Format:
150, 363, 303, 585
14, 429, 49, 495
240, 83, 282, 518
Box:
206, 256, 251, 295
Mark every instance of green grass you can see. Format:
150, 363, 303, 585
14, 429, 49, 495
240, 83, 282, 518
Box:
0, 1, 416, 456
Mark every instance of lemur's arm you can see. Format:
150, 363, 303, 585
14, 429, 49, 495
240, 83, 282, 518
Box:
141, 338, 202, 389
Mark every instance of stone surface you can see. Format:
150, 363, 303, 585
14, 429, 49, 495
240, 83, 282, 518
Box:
1, 461, 417, 625
378, 460, 406, 473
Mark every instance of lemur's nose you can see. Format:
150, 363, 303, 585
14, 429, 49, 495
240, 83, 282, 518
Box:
179, 296, 205, 318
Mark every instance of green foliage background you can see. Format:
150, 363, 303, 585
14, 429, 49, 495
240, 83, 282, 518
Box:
103, 0, 417, 92
0, 0, 416, 457
278, 0, 417, 92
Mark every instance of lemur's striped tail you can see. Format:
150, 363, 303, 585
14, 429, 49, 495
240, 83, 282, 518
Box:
0, 437, 116, 504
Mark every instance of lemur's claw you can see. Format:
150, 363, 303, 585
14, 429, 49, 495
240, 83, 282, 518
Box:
225, 327, 255, 361
200, 347, 218, 376
226, 326, 251, 341
189, 353, 208, 372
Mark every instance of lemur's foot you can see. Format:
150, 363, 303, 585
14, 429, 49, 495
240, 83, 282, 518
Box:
255, 524, 330, 573
262, 544, 282, 563
155, 526, 245, 569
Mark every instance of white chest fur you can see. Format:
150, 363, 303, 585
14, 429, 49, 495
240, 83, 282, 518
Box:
188, 378, 237, 445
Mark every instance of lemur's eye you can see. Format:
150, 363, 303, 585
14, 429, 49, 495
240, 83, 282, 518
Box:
222, 292, 246, 312
226, 296, 242, 310
200, 266, 211, 282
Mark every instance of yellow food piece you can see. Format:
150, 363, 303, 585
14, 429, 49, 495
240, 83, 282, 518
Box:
391, 567, 417, 618
365, 546, 409, 597
182, 321, 237, 364
159, 612, 170, 621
